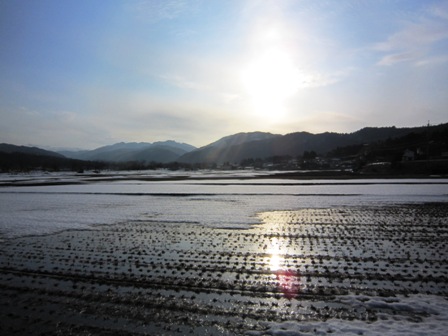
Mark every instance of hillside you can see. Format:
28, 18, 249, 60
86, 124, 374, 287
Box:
204, 132, 281, 148
0, 143, 65, 158
178, 124, 448, 164
178, 132, 280, 164
0, 144, 104, 172
2, 123, 447, 172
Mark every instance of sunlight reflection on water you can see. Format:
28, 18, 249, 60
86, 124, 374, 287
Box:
267, 232, 302, 299
269, 237, 282, 271
270, 254, 282, 272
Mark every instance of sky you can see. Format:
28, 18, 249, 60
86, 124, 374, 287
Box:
1, 0, 448, 149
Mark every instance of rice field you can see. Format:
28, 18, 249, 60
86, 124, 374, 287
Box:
0, 202, 447, 335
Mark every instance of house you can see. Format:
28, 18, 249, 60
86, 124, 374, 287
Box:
402, 149, 415, 161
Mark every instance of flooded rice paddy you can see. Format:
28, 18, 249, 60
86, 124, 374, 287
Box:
0, 172, 447, 335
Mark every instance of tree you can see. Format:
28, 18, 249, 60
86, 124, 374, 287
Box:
303, 150, 317, 160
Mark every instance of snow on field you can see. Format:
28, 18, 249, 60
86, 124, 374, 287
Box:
0, 171, 447, 238
251, 294, 448, 336
0, 171, 447, 335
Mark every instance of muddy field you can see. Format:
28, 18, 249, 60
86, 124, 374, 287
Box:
0, 203, 447, 335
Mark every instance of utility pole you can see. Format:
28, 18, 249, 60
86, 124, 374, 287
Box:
426, 120, 430, 161
426, 121, 430, 174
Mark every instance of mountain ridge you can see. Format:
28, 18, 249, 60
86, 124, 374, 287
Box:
0, 143, 65, 158
178, 124, 448, 164
203, 131, 281, 149
2, 123, 446, 167
59, 140, 196, 163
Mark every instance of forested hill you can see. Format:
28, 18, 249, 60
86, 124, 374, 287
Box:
0, 143, 64, 158
59, 141, 196, 163
0, 144, 103, 172
178, 123, 448, 164
2, 123, 447, 171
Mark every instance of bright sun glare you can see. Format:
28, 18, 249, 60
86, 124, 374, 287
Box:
241, 49, 301, 120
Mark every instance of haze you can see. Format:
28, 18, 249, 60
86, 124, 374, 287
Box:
1, 0, 447, 149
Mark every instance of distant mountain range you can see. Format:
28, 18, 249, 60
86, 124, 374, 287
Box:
1, 123, 447, 168
59, 141, 196, 163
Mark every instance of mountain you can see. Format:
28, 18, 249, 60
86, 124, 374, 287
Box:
0, 143, 65, 158
0, 143, 106, 172
204, 132, 281, 148
178, 132, 281, 164
178, 124, 448, 164
3, 123, 446, 168
132, 145, 188, 163
59, 141, 196, 163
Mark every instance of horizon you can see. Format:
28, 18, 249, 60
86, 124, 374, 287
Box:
1, 1, 448, 149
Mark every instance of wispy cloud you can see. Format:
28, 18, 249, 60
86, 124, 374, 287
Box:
375, 3, 448, 66
429, 2, 448, 20
300, 68, 353, 89
126, 0, 192, 23
0, 106, 109, 149
159, 74, 208, 91
414, 54, 448, 67
377, 52, 421, 66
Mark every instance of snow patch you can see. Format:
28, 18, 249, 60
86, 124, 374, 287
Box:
250, 294, 448, 336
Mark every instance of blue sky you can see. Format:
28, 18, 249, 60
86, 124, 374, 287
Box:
1, 0, 447, 149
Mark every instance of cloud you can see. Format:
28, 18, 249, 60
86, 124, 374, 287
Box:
159, 74, 208, 91
375, 22, 448, 53
300, 68, 353, 88
377, 52, 420, 66
429, 2, 448, 20
0, 106, 110, 149
280, 110, 364, 135
126, 0, 191, 22
375, 4, 448, 66
82, 85, 248, 147
154, 50, 245, 106
414, 54, 448, 67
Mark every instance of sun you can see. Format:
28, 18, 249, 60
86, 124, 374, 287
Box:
241, 48, 301, 119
